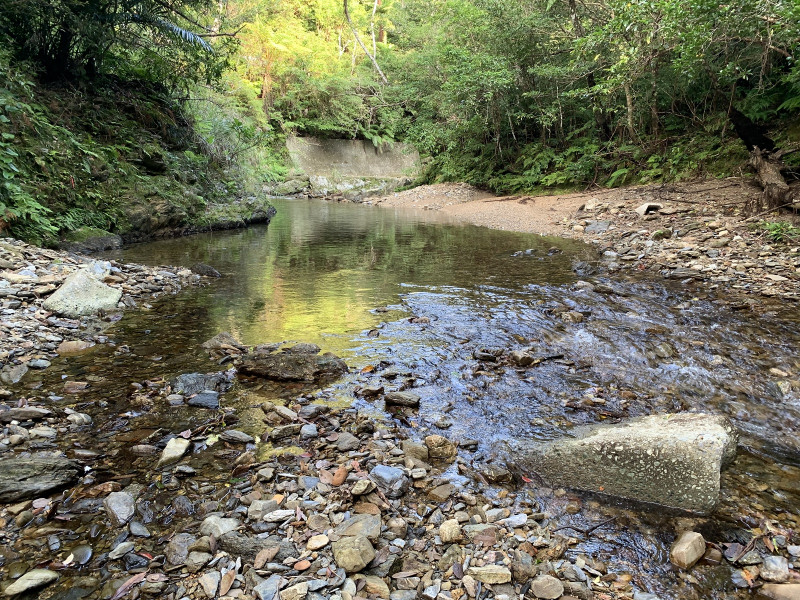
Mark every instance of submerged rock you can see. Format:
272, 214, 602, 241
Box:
0, 457, 81, 502
42, 269, 122, 317
239, 346, 347, 382
2, 568, 58, 595
504, 413, 737, 514
172, 371, 232, 395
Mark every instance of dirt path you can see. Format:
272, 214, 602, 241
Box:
371, 179, 800, 304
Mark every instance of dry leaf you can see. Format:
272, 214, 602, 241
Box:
331, 464, 348, 486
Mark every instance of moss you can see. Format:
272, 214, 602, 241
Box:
64, 227, 114, 242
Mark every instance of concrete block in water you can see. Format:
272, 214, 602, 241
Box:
510, 413, 737, 514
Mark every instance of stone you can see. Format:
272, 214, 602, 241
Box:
336, 432, 360, 452
0, 407, 53, 422
2, 569, 58, 596
401, 440, 429, 462
281, 582, 308, 600
192, 263, 222, 278
239, 350, 347, 382
157, 437, 191, 467
188, 390, 220, 409
104, 492, 135, 526
506, 413, 737, 514
198, 571, 221, 598
165, 533, 195, 565
332, 536, 375, 573
369, 465, 408, 498
351, 479, 376, 495
220, 429, 254, 444
466, 565, 512, 584
757, 584, 800, 600
635, 203, 663, 217
173, 372, 230, 395
300, 424, 318, 439
425, 435, 458, 462
670, 531, 706, 569
384, 392, 420, 407
248, 499, 279, 521
42, 269, 122, 318
57, 340, 95, 354
218, 532, 294, 562
0, 364, 28, 385
333, 514, 382, 541
530, 575, 565, 599
254, 574, 282, 600
184, 551, 212, 573
108, 541, 134, 560
200, 516, 239, 538
439, 519, 462, 543
355, 575, 390, 598
307, 534, 329, 550
761, 556, 790, 583
201, 332, 244, 353
428, 483, 454, 502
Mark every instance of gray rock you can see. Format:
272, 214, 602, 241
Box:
384, 392, 420, 407
332, 536, 375, 573
185, 551, 212, 573
42, 269, 122, 318
239, 351, 347, 382
165, 533, 195, 565
758, 584, 800, 599
157, 437, 191, 468
220, 429, 254, 444
254, 574, 282, 600
27, 359, 51, 370
369, 465, 409, 498
585, 220, 611, 233
761, 556, 790, 583
172, 372, 231, 395
218, 532, 294, 562
104, 492, 135, 527
0, 457, 81, 502
0, 407, 53, 422
336, 432, 360, 452
530, 574, 565, 599
300, 424, 318, 439
0, 364, 28, 385
506, 413, 737, 514
198, 571, 221, 598
108, 541, 135, 559
200, 515, 239, 538
635, 203, 663, 217
188, 390, 220, 409
191, 263, 221, 278
2, 569, 58, 595
332, 514, 382, 541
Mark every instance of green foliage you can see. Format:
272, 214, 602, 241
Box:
757, 221, 800, 244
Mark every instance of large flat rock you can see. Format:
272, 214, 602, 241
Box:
42, 269, 121, 317
0, 457, 82, 502
508, 413, 737, 514
239, 350, 347, 382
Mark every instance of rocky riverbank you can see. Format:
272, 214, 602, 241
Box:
0, 237, 215, 388
371, 180, 800, 306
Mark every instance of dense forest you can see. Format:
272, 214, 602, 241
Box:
1, 0, 798, 242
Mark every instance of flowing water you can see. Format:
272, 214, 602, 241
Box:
11, 197, 800, 598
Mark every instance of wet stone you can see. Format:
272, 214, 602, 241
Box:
670, 532, 706, 569
165, 533, 196, 565
2, 569, 59, 596
370, 464, 408, 498
70, 545, 92, 565
200, 515, 239, 538
530, 574, 565, 599
761, 556, 790, 583
104, 492, 135, 527
198, 571, 221, 598
157, 437, 191, 467
108, 541, 134, 560
336, 432, 360, 451
188, 390, 220, 409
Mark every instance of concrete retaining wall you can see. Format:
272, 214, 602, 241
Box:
286, 136, 420, 179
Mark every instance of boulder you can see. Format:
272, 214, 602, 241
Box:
0, 457, 81, 502
42, 269, 122, 317
505, 413, 737, 514
239, 349, 347, 382
157, 437, 191, 468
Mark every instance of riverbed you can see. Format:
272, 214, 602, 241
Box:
2, 197, 800, 599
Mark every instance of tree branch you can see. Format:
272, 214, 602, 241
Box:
343, 0, 387, 84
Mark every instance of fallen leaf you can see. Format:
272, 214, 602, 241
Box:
111, 572, 148, 600
254, 546, 280, 569
331, 464, 348, 486
219, 569, 236, 595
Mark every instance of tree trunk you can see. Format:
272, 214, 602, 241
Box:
343, 0, 388, 84
749, 147, 796, 210
623, 83, 637, 141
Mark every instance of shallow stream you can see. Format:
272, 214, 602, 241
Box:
12, 198, 800, 598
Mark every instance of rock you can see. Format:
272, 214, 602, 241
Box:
57, 340, 95, 354
757, 584, 800, 600
200, 515, 239, 538
0, 457, 81, 502
281, 582, 309, 600
401, 440, 429, 462
220, 429, 254, 444
384, 392, 420, 407
761, 556, 790, 583
108, 541, 135, 560
172, 372, 231, 395
439, 519, 462, 543
248, 499, 279, 520
670, 532, 706, 569
369, 465, 409, 498
192, 263, 222, 278
198, 571, 221, 598
506, 413, 737, 514
530, 574, 565, 599
0, 407, 53, 422
165, 533, 196, 565
355, 575, 390, 598
42, 269, 122, 317
2, 569, 58, 596
239, 351, 347, 382
425, 435, 457, 462
560, 311, 584, 323
300, 424, 318, 439
157, 437, 191, 468
104, 492, 135, 527
428, 483, 454, 502
635, 203, 663, 217
70, 545, 93, 565
351, 479, 376, 495
218, 532, 294, 562
185, 551, 212, 573
466, 565, 512, 584
332, 536, 375, 573
307, 534, 329, 550
333, 514, 382, 541
336, 432, 360, 452
188, 390, 220, 409
254, 574, 282, 600
0, 364, 28, 384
